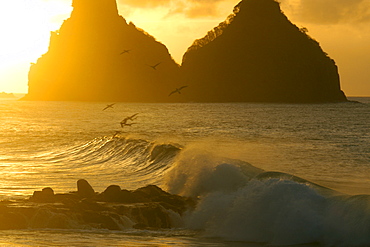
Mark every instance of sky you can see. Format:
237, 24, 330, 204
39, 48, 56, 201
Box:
0, 0, 369, 96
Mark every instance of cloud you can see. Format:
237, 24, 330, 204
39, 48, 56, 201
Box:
281, 0, 370, 24
117, 0, 368, 23
175, 0, 226, 18
117, 0, 171, 8
118, 0, 228, 18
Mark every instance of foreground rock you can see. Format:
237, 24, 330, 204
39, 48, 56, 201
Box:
0, 179, 196, 230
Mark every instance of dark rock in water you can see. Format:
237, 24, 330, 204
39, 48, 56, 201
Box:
100, 185, 144, 203
29, 207, 74, 229
133, 184, 170, 199
181, 0, 347, 103
23, 0, 180, 102
100, 185, 154, 203
132, 185, 194, 214
42, 187, 55, 197
130, 203, 172, 229
77, 179, 95, 198
0, 180, 196, 230
80, 210, 122, 230
76, 198, 109, 212
30, 187, 55, 203
98, 184, 196, 214
101, 185, 122, 202
119, 189, 148, 203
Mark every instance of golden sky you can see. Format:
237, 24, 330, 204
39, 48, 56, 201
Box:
0, 0, 369, 96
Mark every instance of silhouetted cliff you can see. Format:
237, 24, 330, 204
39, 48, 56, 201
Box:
24, 0, 347, 103
181, 0, 347, 103
23, 0, 181, 102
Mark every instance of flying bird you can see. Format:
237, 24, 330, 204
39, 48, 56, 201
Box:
148, 62, 161, 70
120, 50, 131, 55
120, 113, 139, 128
121, 122, 136, 127
102, 103, 115, 111
169, 86, 188, 96
120, 119, 128, 128
126, 113, 139, 121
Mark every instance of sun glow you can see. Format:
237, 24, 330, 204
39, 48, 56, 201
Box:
0, 0, 72, 93
0, 0, 369, 96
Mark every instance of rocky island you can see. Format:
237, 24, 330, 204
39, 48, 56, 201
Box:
23, 0, 347, 103
23, 0, 181, 102
181, 0, 347, 103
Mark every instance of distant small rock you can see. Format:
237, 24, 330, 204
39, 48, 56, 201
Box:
0, 92, 15, 98
77, 179, 95, 198
30, 187, 55, 203
101, 184, 122, 202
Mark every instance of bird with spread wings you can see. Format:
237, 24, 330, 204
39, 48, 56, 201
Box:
169, 86, 188, 96
120, 113, 139, 128
120, 49, 131, 55
148, 62, 161, 70
102, 103, 115, 111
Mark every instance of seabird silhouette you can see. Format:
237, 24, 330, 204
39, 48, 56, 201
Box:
122, 122, 136, 127
169, 86, 188, 96
126, 113, 139, 121
103, 103, 115, 111
120, 50, 131, 55
148, 62, 161, 70
120, 113, 139, 127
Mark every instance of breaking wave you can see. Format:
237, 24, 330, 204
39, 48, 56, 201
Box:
28, 136, 370, 246
33, 136, 183, 190
162, 147, 370, 246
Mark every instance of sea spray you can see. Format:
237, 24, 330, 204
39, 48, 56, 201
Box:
184, 179, 325, 245
163, 147, 370, 246
322, 194, 370, 246
183, 177, 370, 245
163, 147, 263, 197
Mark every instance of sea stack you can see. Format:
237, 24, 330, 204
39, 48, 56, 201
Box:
23, 0, 180, 102
181, 0, 348, 103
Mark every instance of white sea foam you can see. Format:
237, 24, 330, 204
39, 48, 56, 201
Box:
185, 179, 325, 245
183, 177, 370, 245
163, 147, 263, 197
322, 194, 370, 246
164, 148, 370, 246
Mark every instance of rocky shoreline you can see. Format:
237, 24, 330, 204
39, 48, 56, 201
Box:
0, 180, 196, 230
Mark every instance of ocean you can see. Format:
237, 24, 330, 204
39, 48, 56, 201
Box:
0, 98, 369, 246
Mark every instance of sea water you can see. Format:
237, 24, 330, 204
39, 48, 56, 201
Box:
0, 98, 369, 246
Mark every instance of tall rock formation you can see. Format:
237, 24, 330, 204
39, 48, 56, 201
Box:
23, 0, 181, 102
181, 0, 347, 103
24, 0, 347, 103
